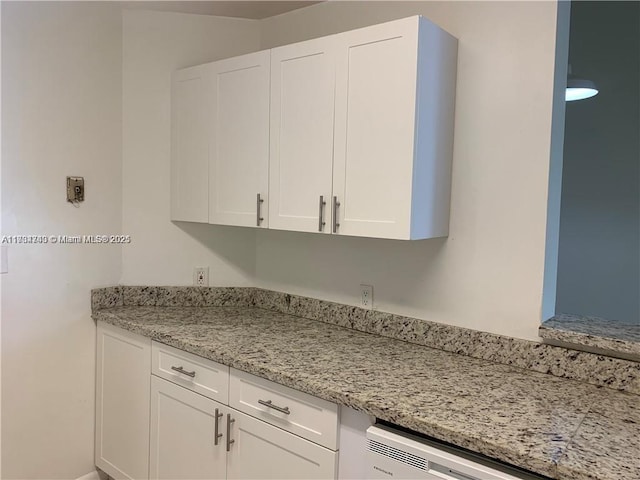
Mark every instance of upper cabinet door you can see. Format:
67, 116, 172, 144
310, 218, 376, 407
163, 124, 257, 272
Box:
269, 37, 336, 234
332, 17, 457, 240
209, 51, 270, 228
171, 65, 211, 223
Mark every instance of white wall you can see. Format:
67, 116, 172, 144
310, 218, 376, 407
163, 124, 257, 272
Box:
120, 10, 260, 286
256, 1, 559, 341
0, 4, 3, 476
1, 6, 263, 477
1, 2, 123, 478
555, 1, 640, 323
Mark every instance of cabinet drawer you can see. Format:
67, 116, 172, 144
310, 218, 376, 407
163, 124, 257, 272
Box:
229, 368, 339, 450
152, 342, 229, 404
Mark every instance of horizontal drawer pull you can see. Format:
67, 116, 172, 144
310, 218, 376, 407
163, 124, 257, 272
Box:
258, 399, 291, 415
170, 365, 196, 378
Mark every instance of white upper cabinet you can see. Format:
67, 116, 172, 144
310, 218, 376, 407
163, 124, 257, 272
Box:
171, 65, 210, 223
332, 16, 458, 240
209, 51, 270, 228
268, 16, 457, 240
170, 16, 457, 240
269, 37, 336, 234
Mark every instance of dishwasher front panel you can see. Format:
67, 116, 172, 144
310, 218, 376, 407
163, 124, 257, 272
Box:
366, 426, 542, 480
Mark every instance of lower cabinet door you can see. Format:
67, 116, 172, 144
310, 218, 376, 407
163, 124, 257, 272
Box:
96, 321, 151, 480
150, 376, 228, 480
226, 410, 338, 480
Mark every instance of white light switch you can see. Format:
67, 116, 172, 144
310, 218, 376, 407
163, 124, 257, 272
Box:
1, 245, 8, 274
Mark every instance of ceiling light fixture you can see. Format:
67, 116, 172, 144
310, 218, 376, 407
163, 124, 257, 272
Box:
565, 65, 599, 102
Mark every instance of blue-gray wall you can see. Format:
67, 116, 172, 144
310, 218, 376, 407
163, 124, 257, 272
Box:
556, 1, 640, 324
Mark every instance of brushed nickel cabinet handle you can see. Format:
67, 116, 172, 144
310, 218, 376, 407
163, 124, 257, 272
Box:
258, 399, 291, 415
332, 196, 340, 233
214, 408, 223, 446
256, 193, 264, 226
226, 414, 235, 452
170, 366, 196, 378
318, 195, 326, 232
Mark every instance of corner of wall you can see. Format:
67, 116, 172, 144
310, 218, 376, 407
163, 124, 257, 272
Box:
542, 0, 570, 321
120, 9, 261, 287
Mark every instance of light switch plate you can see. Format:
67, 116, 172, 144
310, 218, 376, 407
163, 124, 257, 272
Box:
67, 176, 84, 203
1, 245, 8, 274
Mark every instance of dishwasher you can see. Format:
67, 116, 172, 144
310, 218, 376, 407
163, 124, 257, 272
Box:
366, 425, 547, 480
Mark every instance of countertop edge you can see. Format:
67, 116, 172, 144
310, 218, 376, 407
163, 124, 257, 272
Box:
540, 314, 640, 359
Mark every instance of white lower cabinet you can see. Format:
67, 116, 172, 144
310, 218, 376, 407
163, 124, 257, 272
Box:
149, 339, 343, 480
95, 322, 151, 480
150, 376, 229, 480
227, 409, 338, 479
97, 327, 359, 480
149, 381, 338, 480
149, 369, 339, 480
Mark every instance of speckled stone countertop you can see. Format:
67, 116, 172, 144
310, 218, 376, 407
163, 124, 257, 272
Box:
93, 306, 640, 480
541, 314, 640, 359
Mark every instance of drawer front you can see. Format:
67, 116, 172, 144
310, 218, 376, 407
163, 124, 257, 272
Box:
229, 368, 339, 450
152, 342, 229, 404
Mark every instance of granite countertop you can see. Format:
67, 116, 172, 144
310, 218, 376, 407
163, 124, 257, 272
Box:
93, 305, 640, 480
540, 314, 640, 360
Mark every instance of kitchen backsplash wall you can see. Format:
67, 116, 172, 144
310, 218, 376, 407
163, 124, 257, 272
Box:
254, 1, 560, 343
92, 286, 640, 395
120, 9, 261, 287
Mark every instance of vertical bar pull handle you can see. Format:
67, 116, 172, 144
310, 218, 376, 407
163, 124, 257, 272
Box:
318, 196, 326, 232
226, 414, 235, 452
256, 193, 264, 226
214, 408, 223, 446
332, 196, 340, 233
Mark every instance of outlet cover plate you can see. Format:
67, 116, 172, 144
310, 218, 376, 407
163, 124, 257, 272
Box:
360, 284, 373, 310
193, 267, 209, 287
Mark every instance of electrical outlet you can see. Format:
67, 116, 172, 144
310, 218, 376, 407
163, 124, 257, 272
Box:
360, 284, 373, 310
193, 267, 209, 287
